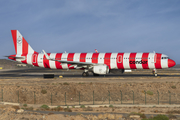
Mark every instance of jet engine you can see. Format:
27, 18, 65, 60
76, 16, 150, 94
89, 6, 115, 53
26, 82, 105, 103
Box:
93, 65, 109, 74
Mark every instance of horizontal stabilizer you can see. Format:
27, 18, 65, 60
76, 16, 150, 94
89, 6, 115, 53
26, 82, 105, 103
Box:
5, 56, 25, 59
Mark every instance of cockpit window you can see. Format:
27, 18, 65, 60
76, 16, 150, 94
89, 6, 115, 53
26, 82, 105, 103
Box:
161, 57, 169, 59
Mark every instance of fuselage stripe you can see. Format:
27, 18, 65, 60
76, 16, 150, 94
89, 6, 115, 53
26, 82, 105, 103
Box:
32, 53, 39, 67
55, 53, 63, 69
142, 53, 149, 69
155, 53, 162, 69
80, 53, 87, 62
104, 53, 112, 69
67, 53, 75, 69
117, 53, 124, 69
92, 53, 99, 63
43, 54, 50, 68
129, 53, 137, 69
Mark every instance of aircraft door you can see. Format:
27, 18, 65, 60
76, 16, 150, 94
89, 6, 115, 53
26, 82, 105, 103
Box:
117, 55, 122, 63
32, 54, 37, 63
154, 54, 157, 63
149, 53, 156, 63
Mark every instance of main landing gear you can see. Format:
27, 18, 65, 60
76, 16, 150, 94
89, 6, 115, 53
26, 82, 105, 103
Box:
152, 69, 158, 77
82, 72, 100, 77
82, 72, 89, 77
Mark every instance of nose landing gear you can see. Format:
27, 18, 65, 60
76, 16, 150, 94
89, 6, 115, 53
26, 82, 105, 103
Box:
152, 69, 157, 76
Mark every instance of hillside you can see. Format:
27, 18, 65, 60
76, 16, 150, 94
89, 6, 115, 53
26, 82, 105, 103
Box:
0, 59, 34, 69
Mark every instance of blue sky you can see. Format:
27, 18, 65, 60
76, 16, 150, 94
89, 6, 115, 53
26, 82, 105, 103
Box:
0, 0, 180, 63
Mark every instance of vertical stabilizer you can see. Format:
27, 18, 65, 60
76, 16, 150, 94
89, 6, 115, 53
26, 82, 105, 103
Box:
11, 30, 37, 55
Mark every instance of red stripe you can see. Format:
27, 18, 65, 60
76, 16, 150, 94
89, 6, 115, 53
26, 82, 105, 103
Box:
92, 53, 99, 63
21, 37, 28, 64
11, 30, 17, 54
43, 53, 50, 68
55, 53, 63, 69
22, 37, 28, 54
67, 53, 75, 61
104, 53, 112, 69
80, 53, 87, 62
32, 53, 39, 67
34, 51, 38, 54
142, 53, 149, 69
8, 55, 16, 61
129, 53, 137, 69
155, 53, 162, 69
67, 53, 75, 69
117, 53, 124, 69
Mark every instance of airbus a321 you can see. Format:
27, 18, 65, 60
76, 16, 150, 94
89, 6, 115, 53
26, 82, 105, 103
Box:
7, 30, 176, 77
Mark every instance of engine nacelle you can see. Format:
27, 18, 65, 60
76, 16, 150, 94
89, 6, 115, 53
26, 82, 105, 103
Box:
93, 65, 109, 75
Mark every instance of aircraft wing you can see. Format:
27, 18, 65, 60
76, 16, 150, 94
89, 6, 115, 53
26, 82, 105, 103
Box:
42, 50, 97, 66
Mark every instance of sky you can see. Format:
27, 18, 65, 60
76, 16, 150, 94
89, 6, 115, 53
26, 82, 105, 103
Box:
0, 0, 180, 63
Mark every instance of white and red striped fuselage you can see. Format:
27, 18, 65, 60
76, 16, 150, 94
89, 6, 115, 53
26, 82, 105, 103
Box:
10, 52, 175, 70
8, 30, 176, 76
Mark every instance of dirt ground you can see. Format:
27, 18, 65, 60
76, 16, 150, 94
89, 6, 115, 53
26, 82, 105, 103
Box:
1, 78, 180, 105
1, 104, 180, 120
0, 68, 180, 119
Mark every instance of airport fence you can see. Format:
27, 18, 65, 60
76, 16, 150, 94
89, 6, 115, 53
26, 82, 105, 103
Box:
1, 89, 180, 106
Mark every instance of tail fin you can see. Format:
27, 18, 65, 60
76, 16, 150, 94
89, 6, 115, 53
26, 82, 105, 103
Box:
11, 30, 37, 55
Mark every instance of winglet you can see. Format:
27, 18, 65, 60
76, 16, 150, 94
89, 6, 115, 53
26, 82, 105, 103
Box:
42, 50, 51, 60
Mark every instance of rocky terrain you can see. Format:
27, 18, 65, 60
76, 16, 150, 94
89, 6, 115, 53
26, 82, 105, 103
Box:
1, 82, 180, 105
0, 59, 34, 69
0, 104, 180, 120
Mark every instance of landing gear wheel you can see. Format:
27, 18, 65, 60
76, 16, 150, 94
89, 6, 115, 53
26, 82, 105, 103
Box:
93, 73, 99, 76
152, 69, 158, 77
82, 72, 89, 77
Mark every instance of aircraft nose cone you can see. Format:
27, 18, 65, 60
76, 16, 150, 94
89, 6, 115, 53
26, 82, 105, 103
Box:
168, 59, 176, 68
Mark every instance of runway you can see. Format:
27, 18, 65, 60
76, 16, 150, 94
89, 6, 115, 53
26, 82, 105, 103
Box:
0, 68, 179, 85
0, 68, 180, 79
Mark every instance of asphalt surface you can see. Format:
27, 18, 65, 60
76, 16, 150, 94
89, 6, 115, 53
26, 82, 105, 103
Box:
0, 68, 180, 78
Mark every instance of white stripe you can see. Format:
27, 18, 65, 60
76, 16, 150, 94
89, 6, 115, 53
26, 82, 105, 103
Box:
148, 53, 155, 69
49, 53, 56, 69
61, 53, 68, 69
37, 54, 44, 68
74, 53, 80, 62
135, 53, 143, 69
123, 53, 130, 69
28, 45, 34, 54
161, 59, 168, 68
86, 53, 93, 63
110, 53, 118, 69
98, 53, 105, 64
27, 54, 32, 65
16, 31, 22, 55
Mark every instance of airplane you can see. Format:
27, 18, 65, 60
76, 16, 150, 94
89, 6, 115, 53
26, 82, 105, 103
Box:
7, 30, 176, 77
